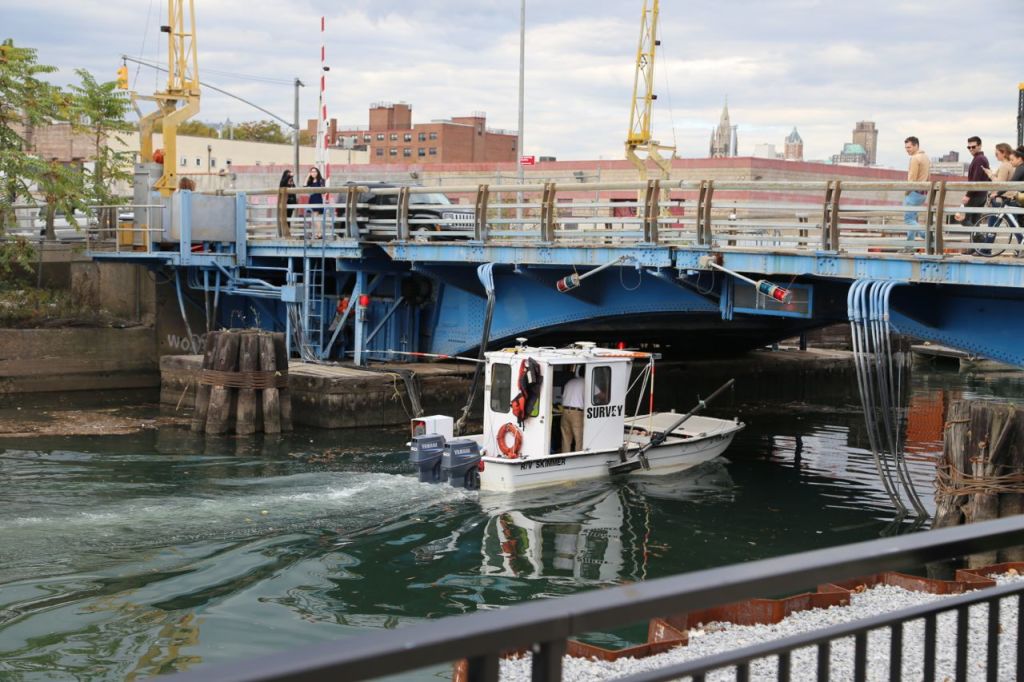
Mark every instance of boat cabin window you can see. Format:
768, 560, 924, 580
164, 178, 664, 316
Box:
490, 363, 511, 412
591, 366, 611, 406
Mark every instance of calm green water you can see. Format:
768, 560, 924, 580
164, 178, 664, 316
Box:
2, 364, 1023, 680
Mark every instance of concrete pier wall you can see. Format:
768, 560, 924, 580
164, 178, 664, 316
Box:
0, 327, 158, 393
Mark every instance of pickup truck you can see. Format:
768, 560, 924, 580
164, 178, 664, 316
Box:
348, 182, 474, 239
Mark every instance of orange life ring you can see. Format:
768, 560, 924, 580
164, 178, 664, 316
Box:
496, 422, 523, 459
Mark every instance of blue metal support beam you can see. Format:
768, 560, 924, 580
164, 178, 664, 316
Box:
386, 243, 673, 267
365, 296, 405, 346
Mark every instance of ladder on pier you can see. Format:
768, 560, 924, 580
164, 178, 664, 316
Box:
300, 209, 332, 359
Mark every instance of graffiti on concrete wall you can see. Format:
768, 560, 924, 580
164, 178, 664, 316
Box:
165, 333, 206, 354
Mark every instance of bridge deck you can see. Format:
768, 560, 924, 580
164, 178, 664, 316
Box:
83, 178, 1024, 366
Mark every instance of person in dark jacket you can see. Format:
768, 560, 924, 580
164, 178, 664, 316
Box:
961, 136, 990, 227
305, 167, 324, 214
279, 169, 297, 220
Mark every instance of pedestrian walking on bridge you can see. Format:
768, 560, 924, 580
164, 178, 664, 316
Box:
903, 136, 930, 247
962, 136, 990, 227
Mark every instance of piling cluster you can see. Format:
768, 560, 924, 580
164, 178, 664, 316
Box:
191, 329, 292, 435
935, 399, 1024, 566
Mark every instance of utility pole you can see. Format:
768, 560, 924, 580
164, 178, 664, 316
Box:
516, 0, 526, 221
294, 77, 304, 181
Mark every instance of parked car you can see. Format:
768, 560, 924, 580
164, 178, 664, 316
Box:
345, 182, 474, 239
34, 206, 93, 241
3, 206, 92, 241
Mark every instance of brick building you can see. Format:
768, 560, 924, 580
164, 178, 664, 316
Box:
851, 121, 879, 165
321, 103, 518, 164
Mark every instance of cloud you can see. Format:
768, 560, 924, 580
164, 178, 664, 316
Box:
2, 0, 1021, 167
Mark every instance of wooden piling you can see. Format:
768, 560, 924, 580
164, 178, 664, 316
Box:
273, 332, 293, 431
235, 332, 259, 435
205, 331, 241, 435
935, 399, 1024, 566
259, 332, 281, 434
190, 330, 220, 432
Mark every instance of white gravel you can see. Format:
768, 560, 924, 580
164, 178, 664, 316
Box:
499, 573, 1024, 681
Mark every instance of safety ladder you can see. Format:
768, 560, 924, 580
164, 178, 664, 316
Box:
300, 208, 332, 359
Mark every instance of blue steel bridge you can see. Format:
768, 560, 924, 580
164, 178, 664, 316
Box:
91, 176, 1024, 366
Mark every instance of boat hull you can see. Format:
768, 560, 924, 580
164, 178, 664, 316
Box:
478, 422, 742, 492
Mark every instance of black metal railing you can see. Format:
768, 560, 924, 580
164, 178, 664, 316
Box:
165, 515, 1024, 682
616, 580, 1024, 682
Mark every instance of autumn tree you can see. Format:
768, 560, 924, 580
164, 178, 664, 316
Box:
176, 119, 220, 138
232, 120, 289, 144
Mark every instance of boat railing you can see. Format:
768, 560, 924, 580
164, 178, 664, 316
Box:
164, 514, 1024, 682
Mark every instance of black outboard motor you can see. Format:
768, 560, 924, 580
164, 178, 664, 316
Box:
409, 434, 446, 483
442, 439, 482, 490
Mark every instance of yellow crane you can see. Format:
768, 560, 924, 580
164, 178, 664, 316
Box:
625, 0, 674, 187
1017, 81, 1023, 147
124, 0, 201, 197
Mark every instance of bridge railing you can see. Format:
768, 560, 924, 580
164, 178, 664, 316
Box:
233, 180, 1024, 255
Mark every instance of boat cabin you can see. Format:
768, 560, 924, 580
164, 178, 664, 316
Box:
481, 343, 636, 459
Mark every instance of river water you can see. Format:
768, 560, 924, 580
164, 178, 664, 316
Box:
1, 361, 1023, 680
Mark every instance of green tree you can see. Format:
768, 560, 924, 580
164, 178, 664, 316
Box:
36, 158, 86, 240
233, 120, 289, 144
298, 129, 314, 146
176, 119, 220, 138
67, 68, 133, 209
0, 39, 63, 236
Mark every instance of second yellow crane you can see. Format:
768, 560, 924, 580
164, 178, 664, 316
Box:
625, 0, 674, 188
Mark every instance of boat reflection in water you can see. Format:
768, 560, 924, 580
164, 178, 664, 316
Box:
478, 462, 734, 583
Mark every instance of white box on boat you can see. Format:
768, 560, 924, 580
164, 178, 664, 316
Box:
412, 415, 454, 441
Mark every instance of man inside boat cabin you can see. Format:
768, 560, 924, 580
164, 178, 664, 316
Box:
560, 366, 585, 453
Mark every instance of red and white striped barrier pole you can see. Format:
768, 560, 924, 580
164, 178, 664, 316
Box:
317, 16, 330, 203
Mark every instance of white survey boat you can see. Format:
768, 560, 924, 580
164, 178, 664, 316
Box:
409, 341, 744, 492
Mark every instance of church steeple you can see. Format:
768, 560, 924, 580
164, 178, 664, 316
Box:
784, 126, 804, 161
709, 97, 737, 158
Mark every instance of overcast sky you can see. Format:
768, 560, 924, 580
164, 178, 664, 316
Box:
3, 0, 1021, 168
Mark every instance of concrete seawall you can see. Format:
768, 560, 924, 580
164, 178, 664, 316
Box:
0, 327, 158, 393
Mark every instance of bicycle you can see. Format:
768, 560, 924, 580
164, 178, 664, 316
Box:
970, 203, 1023, 257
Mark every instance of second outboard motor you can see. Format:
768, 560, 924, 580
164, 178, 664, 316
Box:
409, 434, 446, 483
442, 439, 482, 490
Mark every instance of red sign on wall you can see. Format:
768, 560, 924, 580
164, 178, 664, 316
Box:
519, 155, 536, 166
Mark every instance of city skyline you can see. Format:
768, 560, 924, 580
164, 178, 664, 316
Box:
2, 0, 1020, 168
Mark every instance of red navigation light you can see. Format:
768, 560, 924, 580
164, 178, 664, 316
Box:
556, 273, 581, 293
478, 459, 486, 472
617, 341, 626, 350
756, 280, 793, 305
358, 294, 370, 307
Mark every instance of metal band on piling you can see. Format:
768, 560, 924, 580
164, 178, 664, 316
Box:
198, 368, 289, 389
